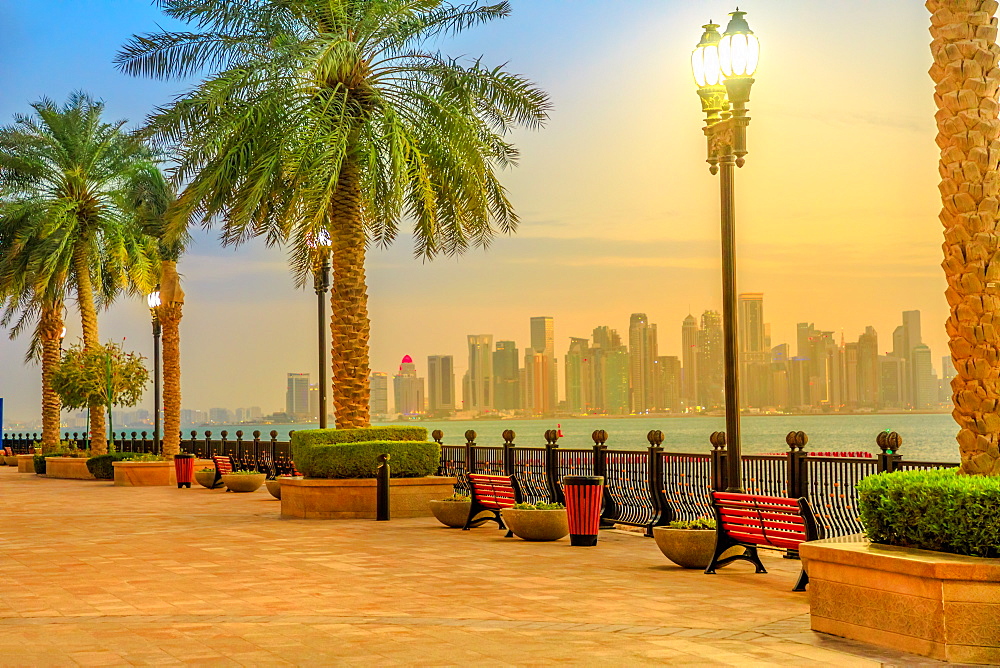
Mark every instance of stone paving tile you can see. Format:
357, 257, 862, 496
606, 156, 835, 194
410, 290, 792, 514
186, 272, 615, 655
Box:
0, 466, 946, 666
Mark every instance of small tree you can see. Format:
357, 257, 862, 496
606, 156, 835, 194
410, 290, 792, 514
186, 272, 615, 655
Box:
51, 341, 148, 454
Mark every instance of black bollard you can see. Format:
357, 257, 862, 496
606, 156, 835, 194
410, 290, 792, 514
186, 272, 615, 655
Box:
376, 453, 391, 521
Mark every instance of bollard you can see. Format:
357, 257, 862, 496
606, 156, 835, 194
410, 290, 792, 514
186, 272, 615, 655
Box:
376, 454, 391, 521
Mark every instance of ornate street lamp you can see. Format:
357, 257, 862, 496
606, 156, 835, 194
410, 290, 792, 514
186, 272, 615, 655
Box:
309, 231, 332, 429
691, 9, 759, 492
147, 291, 161, 448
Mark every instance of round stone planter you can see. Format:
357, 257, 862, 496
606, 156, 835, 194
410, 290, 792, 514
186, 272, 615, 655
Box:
652, 527, 719, 569
265, 479, 282, 499
281, 476, 457, 519
195, 470, 221, 489
113, 461, 175, 487
222, 473, 265, 493
429, 499, 472, 528
500, 508, 570, 542
3, 456, 17, 466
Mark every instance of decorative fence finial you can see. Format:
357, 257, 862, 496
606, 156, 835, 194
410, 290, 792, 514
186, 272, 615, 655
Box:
431, 429, 443, 444
646, 430, 664, 447
592, 429, 608, 446
710, 431, 726, 449
502, 429, 516, 444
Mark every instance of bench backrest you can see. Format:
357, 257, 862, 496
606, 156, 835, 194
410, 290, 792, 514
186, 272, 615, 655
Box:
3, 447, 11, 456
213, 455, 234, 476
712, 491, 816, 550
468, 473, 516, 510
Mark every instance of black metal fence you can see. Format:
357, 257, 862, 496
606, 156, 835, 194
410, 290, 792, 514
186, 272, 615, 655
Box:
432, 427, 957, 539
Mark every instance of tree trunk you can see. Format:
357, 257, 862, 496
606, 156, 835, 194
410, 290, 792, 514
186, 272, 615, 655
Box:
159, 302, 182, 457
39, 305, 63, 454
929, 1, 1000, 474
329, 159, 371, 429
73, 245, 106, 454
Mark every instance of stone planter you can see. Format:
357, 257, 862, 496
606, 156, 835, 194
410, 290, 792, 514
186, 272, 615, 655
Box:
3, 455, 17, 466
45, 457, 96, 480
501, 508, 570, 542
195, 470, 221, 489
113, 461, 175, 487
17, 454, 35, 473
222, 473, 265, 493
651, 527, 720, 569
281, 476, 457, 519
801, 536, 1000, 664
429, 499, 472, 528
265, 479, 282, 499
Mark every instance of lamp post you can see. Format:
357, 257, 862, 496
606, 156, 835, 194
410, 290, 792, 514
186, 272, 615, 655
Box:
147, 291, 161, 448
310, 231, 332, 429
691, 10, 759, 492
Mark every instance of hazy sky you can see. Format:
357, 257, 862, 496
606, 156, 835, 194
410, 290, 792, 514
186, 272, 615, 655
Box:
0, 1, 950, 423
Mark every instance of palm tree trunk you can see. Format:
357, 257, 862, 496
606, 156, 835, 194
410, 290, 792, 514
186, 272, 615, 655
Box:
73, 245, 106, 454
159, 260, 184, 457
39, 305, 63, 454
329, 159, 371, 429
929, 1, 1000, 474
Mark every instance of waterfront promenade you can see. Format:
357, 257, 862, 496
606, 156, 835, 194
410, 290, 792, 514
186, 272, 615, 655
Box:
0, 467, 938, 666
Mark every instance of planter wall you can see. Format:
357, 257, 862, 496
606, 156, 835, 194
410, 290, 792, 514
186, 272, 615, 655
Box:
45, 457, 96, 480
281, 476, 457, 519
801, 537, 1000, 664
113, 461, 176, 487
16, 454, 35, 473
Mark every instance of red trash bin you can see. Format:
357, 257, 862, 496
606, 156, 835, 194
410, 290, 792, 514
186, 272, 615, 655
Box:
174, 453, 195, 489
562, 475, 604, 546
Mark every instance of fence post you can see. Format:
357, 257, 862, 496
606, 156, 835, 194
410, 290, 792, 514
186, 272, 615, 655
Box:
592, 430, 614, 527
646, 430, 672, 534
786, 430, 809, 498
710, 431, 728, 491
464, 430, 476, 475
876, 431, 903, 473
502, 429, 515, 476
545, 429, 562, 504
431, 429, 444, 475
376, 454, 391, 521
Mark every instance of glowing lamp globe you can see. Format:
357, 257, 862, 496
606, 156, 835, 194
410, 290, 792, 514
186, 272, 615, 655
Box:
691, 22, 723, 88
147, 291, 161, 309
718, 10, 759, 78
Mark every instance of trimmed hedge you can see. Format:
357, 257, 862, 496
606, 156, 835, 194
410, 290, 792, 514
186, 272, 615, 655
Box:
292, 437, 440, 479
858, 468, 1000, 558
33, 454, 46, 474
87, 453, 129, 480
292, 426, 427, 447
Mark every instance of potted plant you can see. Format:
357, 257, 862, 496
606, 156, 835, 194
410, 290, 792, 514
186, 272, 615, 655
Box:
195, 467, 221, 489
429, 493, 473, 527
501, 502, 570, 541
652, 517, 720, 569
265, 478, 282, 499
112, 453, 175, 486
222, 469, 266, 493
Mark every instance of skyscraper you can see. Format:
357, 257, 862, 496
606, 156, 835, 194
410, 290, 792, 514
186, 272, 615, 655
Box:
857, 327, 880, 408
530, 317, 556, 411
427, 355, 456, 415
369, 372, 388, 415
603, 348, 630, 415
628, 313, 657, 413
653, 356, 682, 412
393, 356, 425, 415
738, 294, 769, 408
565, 337, 592, 413
911, 344, 937, 409
493, 341, 520, 411
681, 315, 699, 409
698, 311, 724, 408
465, 335, 493, 412
285, 373, 310, 418
589, 325, 624, 414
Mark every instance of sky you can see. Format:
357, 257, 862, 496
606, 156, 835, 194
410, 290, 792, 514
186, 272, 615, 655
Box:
0, 1, 950, 423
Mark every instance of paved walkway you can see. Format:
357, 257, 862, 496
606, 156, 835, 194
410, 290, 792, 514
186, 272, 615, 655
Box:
0, 466, 945, 666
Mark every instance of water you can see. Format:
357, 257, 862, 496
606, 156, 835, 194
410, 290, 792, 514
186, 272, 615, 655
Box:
173, 413, 962, 463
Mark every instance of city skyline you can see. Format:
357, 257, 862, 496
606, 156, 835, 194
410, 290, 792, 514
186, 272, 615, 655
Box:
0, 1, 951, 424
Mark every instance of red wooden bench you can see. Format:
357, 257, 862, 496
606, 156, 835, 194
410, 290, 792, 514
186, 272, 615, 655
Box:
705, 491, 819, 591
463, 473, 521, 535
211, 455, 233, 490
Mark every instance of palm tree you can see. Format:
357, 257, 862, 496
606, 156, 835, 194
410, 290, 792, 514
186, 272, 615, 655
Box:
0, 93, 160, 453
928, 1, 1000, 475
117, 0, 550, 429
0, 225, 66, 453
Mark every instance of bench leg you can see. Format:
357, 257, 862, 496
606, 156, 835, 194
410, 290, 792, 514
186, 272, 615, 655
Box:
793, 567, 809, 592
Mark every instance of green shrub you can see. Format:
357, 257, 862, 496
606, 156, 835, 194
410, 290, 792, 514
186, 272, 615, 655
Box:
668, 517, 715, 530
122, 453, 165, 462
440, 493, 470, 502
292, 426, 427, 448
512, 502, 565, 510
858, 468, 1000, 558
292, 435, 439, 479
86, 453, 129, 479
33, 454, 46, 474
231, 469, 260, 475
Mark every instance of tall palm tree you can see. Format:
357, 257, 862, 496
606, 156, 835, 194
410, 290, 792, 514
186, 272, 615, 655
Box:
0, 93, 160, 453
0, 224, 66, 453
117, 0, 550, 429
134, 168, 187, 457
928, 1, 1000, 475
